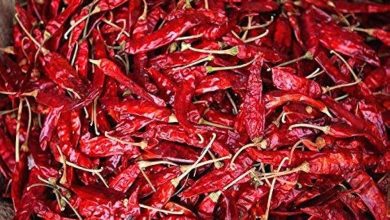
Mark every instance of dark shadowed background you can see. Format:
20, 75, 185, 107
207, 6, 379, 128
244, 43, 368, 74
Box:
0, 0, 16, 219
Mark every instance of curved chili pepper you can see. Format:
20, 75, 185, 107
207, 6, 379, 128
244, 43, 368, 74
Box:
3, 1, 390, 218
181, 166, 251, 198
197, 192, 221, 219
195, 71, 246, 95
284, 1, 304, 47
142, 141, 199, 164
235, 56, 265, 142
240, 1, 279, 13
108, 164, 140, 193
102, 99, 172, 122
126, 14, 204, 54
338, 191, 369, 219
44, 0, 83, 40
271, 67, 322, 98
90, 58, 165, 107
40, 51, 89, 97
265, 91, 332, 117
354, 27, 390, 47
364, 67, 388, 91
315, 51, 351, 83
174, 74, 197, 132
319, 23, 380, 66
345, 171, 387, 220
273, 17, 292, 54
74, 40, 90, 80
79, 136, 140, 157
301, 201, 350, 219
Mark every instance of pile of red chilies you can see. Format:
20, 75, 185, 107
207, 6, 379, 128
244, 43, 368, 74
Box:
0, 0, 389, 219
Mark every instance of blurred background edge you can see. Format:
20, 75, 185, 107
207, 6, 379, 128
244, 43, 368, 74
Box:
0, 0, 16, 219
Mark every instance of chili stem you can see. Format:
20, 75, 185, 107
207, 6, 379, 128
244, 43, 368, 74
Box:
176, 34, 203, 41
268, 51, 313, 71
139, 0, 148, 20
198, 118, 234, 130
322, 79, 362, 93
204, 0, 209, 9
226, 91, 238, 115
206, 58, 256, 73
197, 133, 204, 144
65, 161, 108, 188
0, 46, 15, 54
223, 168, 255, 191
244, 29, 269, 43
263, 157, 289, 220
140, 167, 156, 192
71, 42, 79, 66
288, 123, 330, 133
330, 50, 360, 82
281, 112, 291, 124
104, 131, 148, 149
0, 108, 18, 116
289, 140, 304, 165
56, 145, 68, 185
306, 68, 324, 79
207, 150, 222, 169
21, 98, 32, 152
334, 94, 349, 101
139, 204, 184, 215
182, 43, 239, 56
92, 97, 100, 135
230, 140, 267, 169
64, 7, 101, 40
173, 133, 217, 186
242, 16, 274, 30
175, 55, 214, 70
15, 99, 24, 162
185, 0, 192, 8
351, 27, 373, 35
168, 114, 178, 123
241, 16, 253, 40
209, 191, 222, 202
14, 14, 42, 49
138, 160, 178, 169
61, 196, 83, 220
180, 155, 231, 173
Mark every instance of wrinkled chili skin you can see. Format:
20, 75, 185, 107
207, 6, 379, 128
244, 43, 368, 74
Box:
1, 0, 389, 219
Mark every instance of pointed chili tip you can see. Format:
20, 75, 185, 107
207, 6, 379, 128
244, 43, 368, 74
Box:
89, 59, 101, 66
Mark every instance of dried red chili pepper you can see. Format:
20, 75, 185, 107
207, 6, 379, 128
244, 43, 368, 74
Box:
90, 58, 165, 107
319, 23, 380, 66
345, 171, 387, 220
2, 1, 389, 219
271, 67, 322, 98
265, 91, 332, 117
126, 13, 204, 54
235, 56, 265, 142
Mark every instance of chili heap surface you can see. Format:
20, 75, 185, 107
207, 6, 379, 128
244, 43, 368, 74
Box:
0, 0, 389, 219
